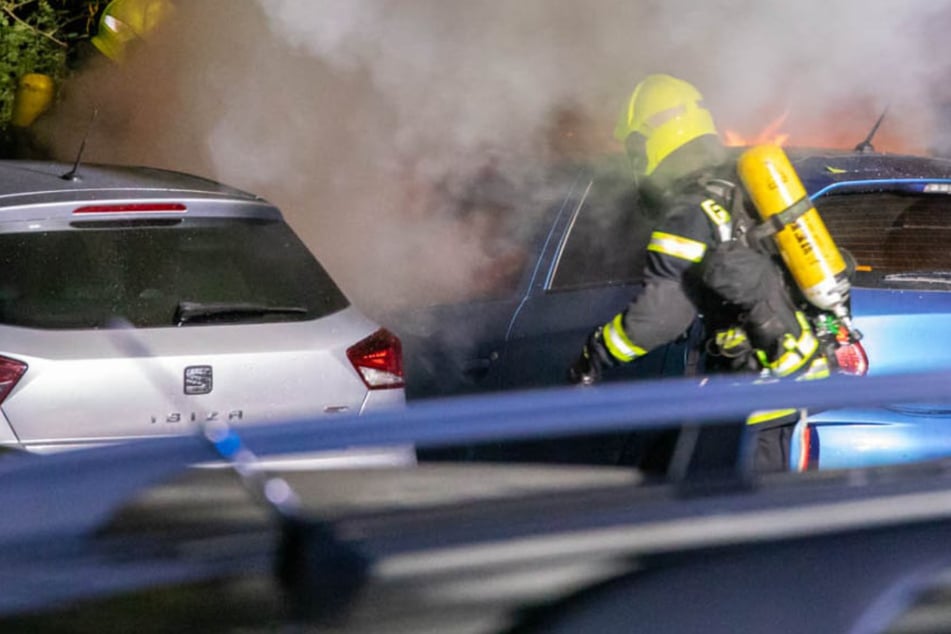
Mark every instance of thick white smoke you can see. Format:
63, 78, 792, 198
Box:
39, 0, 951, 315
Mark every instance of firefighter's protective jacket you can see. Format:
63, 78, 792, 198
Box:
587, 165, 828, 426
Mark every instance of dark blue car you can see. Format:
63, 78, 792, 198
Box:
391, 148, 951, 470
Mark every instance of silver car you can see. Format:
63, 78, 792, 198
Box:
0, 160, 405, 453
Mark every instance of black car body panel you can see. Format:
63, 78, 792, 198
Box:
394, 149, 951, 399
392, 155, 691, 399
391, 149, 951, 471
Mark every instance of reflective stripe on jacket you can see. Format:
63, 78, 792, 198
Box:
593, 181, 731, 365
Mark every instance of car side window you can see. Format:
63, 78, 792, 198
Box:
817, 192, 951, 288
548, 174, 653, 291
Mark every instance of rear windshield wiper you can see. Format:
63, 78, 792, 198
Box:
175, 301, 308, 325
881, 271, 951, 285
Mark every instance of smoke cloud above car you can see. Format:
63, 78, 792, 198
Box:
38, 0, 951, 315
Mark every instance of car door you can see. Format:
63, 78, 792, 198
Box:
501, 163, 690, 391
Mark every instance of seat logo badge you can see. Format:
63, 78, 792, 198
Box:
184, 365, 213, 395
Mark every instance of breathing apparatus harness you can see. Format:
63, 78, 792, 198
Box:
696, 148, 862, 378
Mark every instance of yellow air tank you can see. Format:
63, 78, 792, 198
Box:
737, 144, 851, 319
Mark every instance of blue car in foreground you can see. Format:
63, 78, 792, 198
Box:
390, 148, 951, 471
795, 152, 951, 468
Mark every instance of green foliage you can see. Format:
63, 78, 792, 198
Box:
1, 0, 101, 126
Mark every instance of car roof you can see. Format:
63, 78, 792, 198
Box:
0, 160, 262, 205
786, 148, 951, 193
580, 148, 951, 196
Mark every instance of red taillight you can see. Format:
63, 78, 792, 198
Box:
0, 356, 27, 404
73, 203, 187, 214
346, 328, 404, 390
835, 340, 869, 376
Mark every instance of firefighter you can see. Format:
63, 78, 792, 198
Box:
568, 74, 830, 474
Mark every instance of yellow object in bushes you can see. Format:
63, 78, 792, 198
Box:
11, 73, 55, 128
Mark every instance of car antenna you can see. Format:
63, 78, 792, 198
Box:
60, 107, 98, 181
854, 106, 889, 154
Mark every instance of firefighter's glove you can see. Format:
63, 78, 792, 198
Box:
755, 312, 829, 380
708, 327, 757, 372
568, 346, 601, 386
568, 329, 605, 386
712, 327, 752, 358
796, 354, 831, 381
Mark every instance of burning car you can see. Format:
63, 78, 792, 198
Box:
392, 145, 951, 471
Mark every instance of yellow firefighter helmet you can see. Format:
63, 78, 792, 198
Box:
90, 0, 175, 62
614, 74, 719, 176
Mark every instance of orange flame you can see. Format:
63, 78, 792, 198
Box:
723, 111, 790, 147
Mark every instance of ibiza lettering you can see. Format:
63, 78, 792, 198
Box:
150, 410, 244, 424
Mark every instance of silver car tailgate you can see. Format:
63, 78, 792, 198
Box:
0, 308, 381, 445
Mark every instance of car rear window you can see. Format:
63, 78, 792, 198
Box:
0, 218, 349, 329
817, 192, 951, 288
